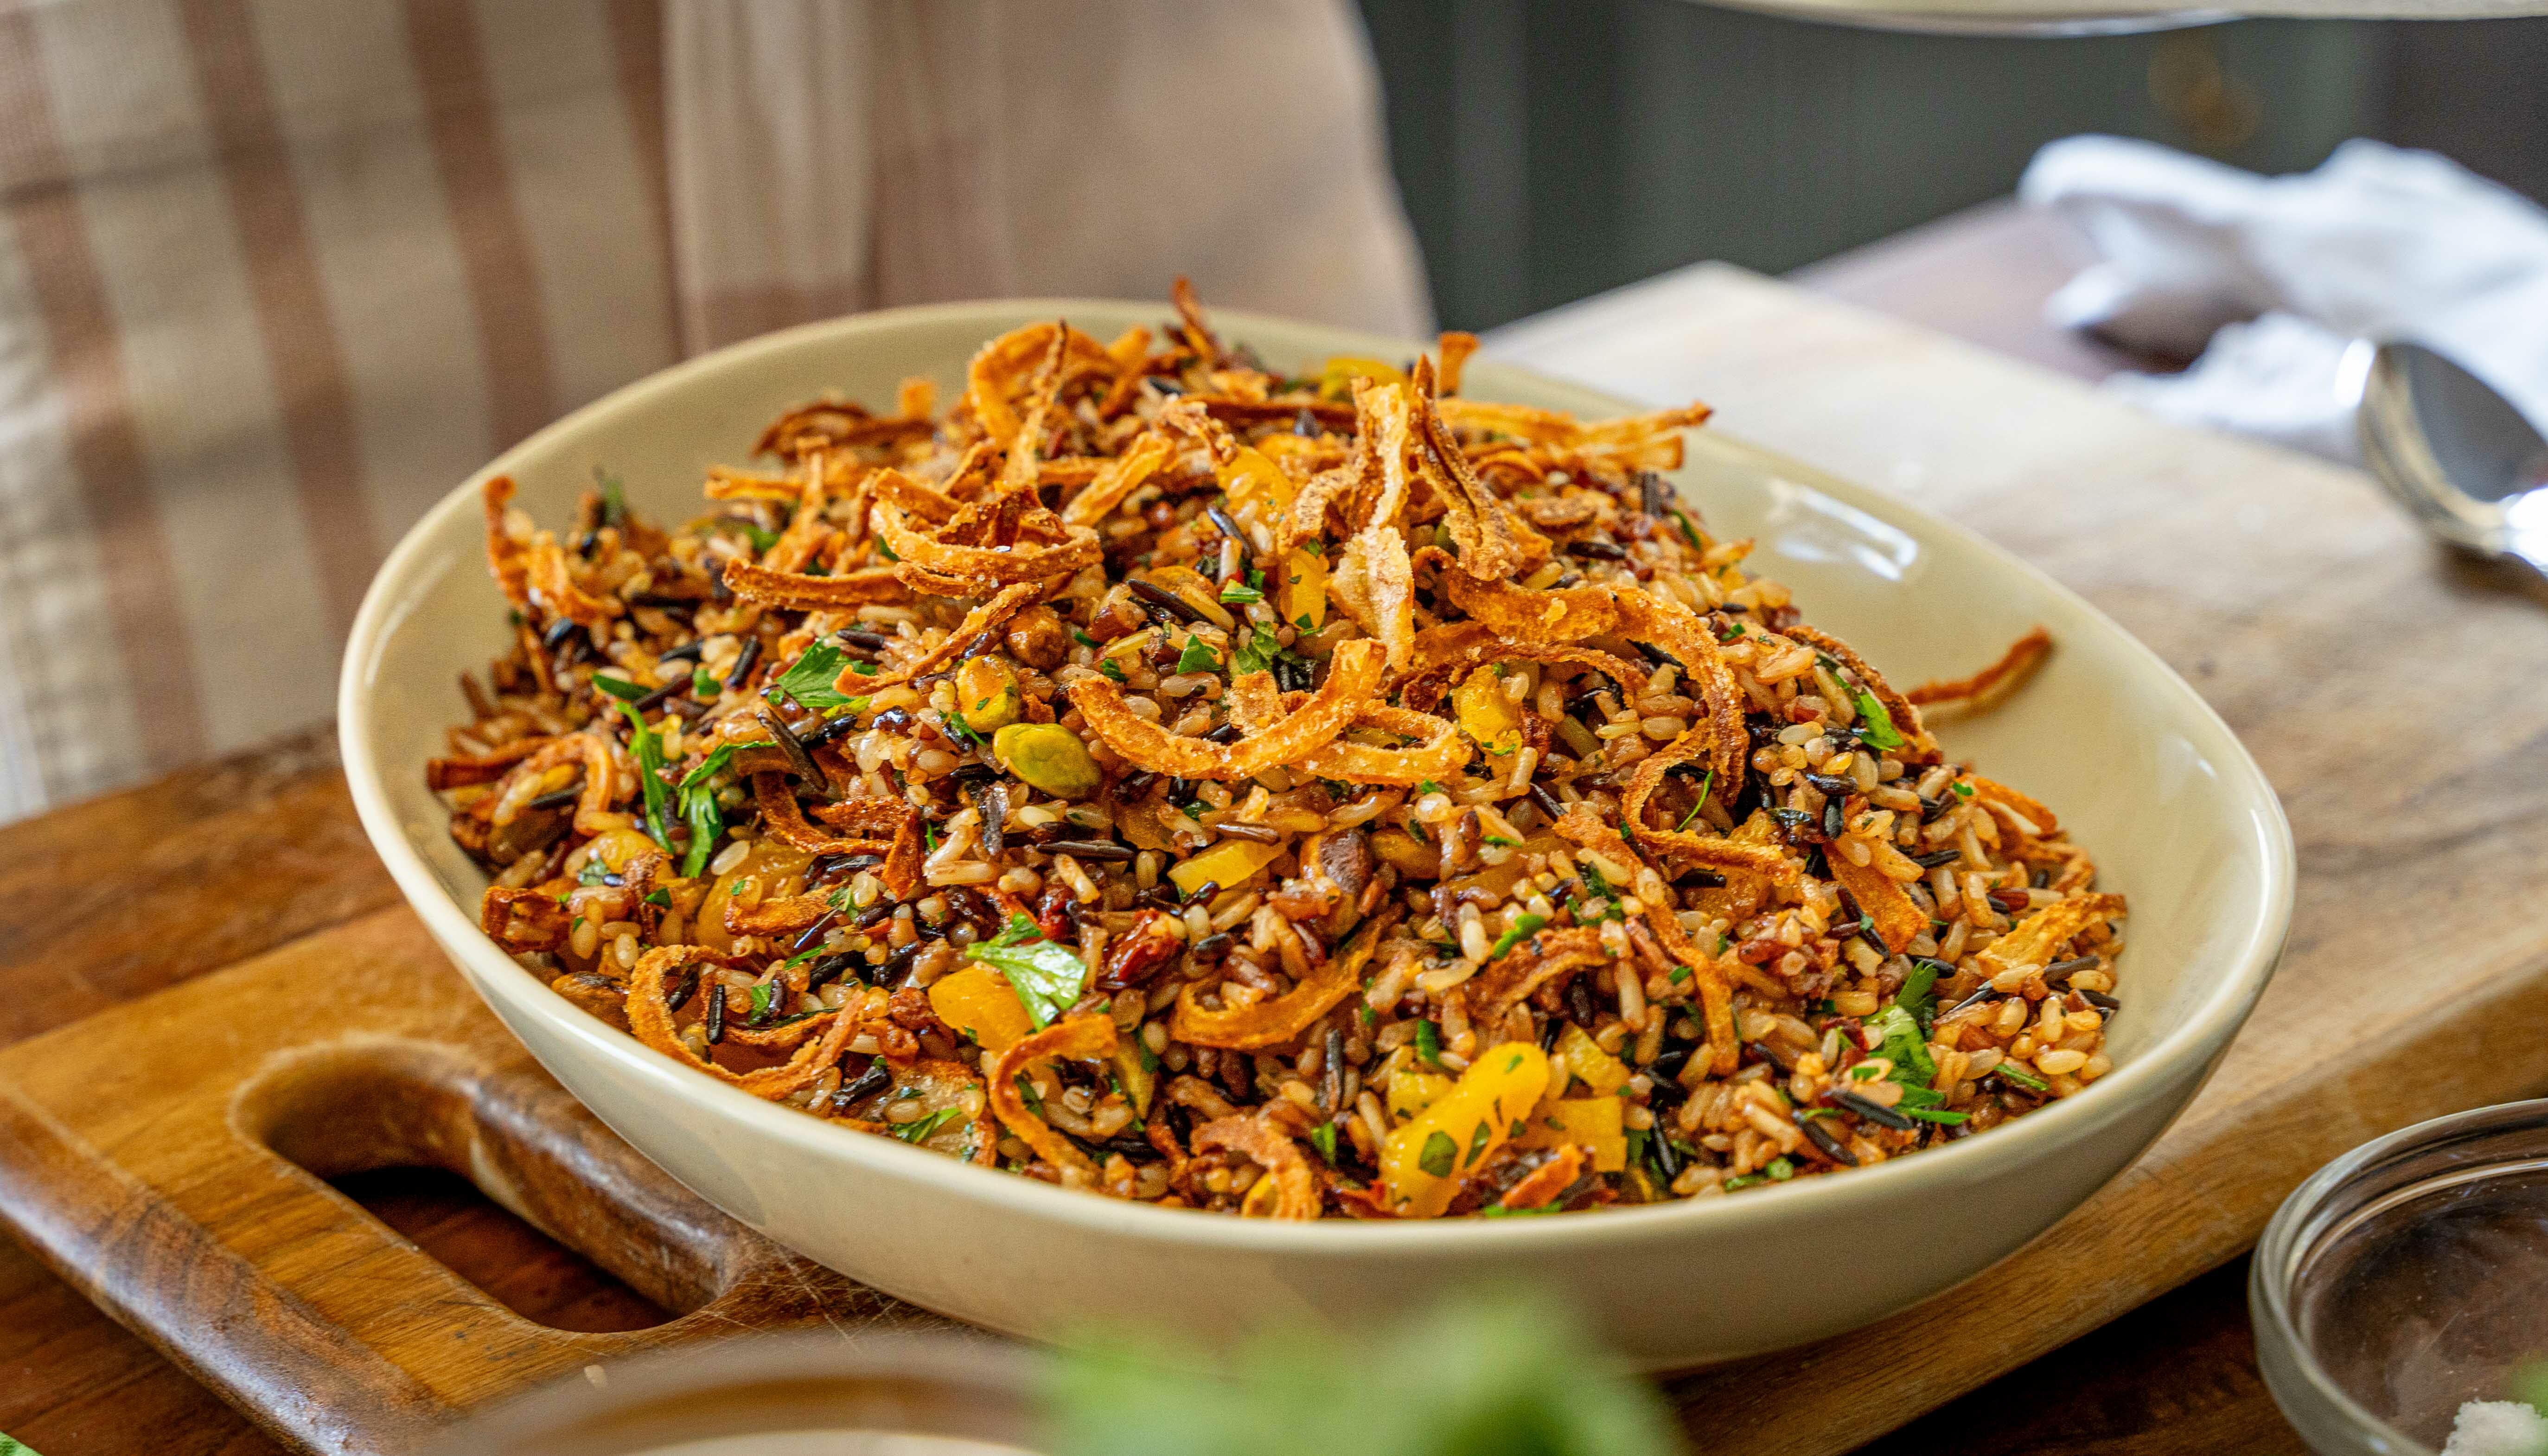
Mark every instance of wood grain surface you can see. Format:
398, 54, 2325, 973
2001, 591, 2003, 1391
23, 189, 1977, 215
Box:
9, 237, 2534, 1454
0, 904, 949, 1456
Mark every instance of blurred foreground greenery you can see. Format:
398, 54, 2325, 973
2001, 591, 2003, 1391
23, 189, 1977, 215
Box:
1042, 1289, 1684, 1456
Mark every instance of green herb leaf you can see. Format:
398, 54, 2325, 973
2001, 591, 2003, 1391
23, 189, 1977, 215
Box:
1669, 966, 1692, 985
1230, 622, 1283, 676
593, 466, 627, 527
643, 888, 671, 907
1953, 781, 1975, 799
577, 856, 611, 886
1870, 1004, 1936, 1086
1466, 1119, 1493, 1167
1852, 686, 1905, 749
768, 641, 855, 712
1764, 1156, 1795, 1181
1072, 629, 1101, 649
692, 668, 719, 698
1219, 581, 1264, 605
1418, 1130, 1457, 1178
965, 913, 1088, 1028
746, 981, 777, 1022
613, 701, 674, 851
1309, 1123, 1339, 1165
1098, 658, 1128, 683
1175, 633, 1221, 676
890, 1106, 964, 1144
591, 672, 647, 702
1413, 1019, 1443, 1069
1481, 1202, 1565, 1217
1487, 913, 1547, 960
875, 536, 899, 562
1995, 1061, 2050, 1092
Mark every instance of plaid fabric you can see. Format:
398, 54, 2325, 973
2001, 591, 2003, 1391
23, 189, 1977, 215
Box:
0, 0, 1428, 819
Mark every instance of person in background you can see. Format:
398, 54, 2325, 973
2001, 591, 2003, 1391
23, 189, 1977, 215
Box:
0, 0, 1429, 820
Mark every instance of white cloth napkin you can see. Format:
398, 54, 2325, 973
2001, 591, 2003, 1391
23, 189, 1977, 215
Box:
2018, 135, 2548, 462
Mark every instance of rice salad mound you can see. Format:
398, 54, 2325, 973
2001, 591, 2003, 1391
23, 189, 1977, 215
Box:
434, 284, 2120, 1221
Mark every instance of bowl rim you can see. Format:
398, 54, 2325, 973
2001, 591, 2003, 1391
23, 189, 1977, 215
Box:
339, 295, 2296, 1255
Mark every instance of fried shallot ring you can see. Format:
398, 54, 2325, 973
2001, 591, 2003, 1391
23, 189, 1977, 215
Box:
626, 945, 856, 1098
721, 559, 909, 609
1192, 1116, 1322, 1220
486, 733, 626, 837
1909, 626, 2053, 716
1070, 638, 1386, 781
1409, 357, 1545, 581
1328, 525, 1415, 671
1172, 907, 1398, 1050
1551, 806, 1742, 1074
1619, 729, 1797, 881
725, 893, 832, 937
987, 1015, 1118, 1180
1435, 331, 1479, 397
1060, 433, 1172, 527
965, 322, 1115, 448
1977, 893, 2127, 976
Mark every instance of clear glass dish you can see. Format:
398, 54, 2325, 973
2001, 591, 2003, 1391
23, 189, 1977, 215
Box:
2253, 1099, 2548, 1456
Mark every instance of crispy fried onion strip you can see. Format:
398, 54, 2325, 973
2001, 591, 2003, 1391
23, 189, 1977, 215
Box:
988, 1015, 1118, 1180
1327, 525, 1415, 671
871, 498, 1099, 586
1620, 728, 1796, 881
482, 476, 532, 610
1908, 626, 2053, 716
811, 795, 926, 899
626, 946, 855, 1098
1061, 432, 1173, 527
1192, 1115, 1322, 1220
481, 886, 571, 952
725, 892, 831, 937
1641, 889, 1742, 1078
1450, 926, 1611, 1030
528, 533, 619, 626
1783, 623, 1939, 763
722, 559, 908, 609
828, 580, 1051, 697
1827, 850, 1926, 956
1424, 573, 1744, 801
1410, 357, 1546, 581
1435, 330, 1479, 396
753, 773, 922, 897
1174, 907, 1399, 1049
1977, 893, 2127, 977
428, 734, 555, 790
965, 322, 1116, 448
1221, 670, 1468, 786
1395, 624, 1647, 714
1071, 638, 1386, 781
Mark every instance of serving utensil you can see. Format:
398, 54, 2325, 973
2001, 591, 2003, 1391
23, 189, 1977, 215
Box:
2353, 341, 2548, 578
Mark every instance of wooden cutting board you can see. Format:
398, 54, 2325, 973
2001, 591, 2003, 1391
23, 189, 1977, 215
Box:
6, 264, 2548, 1456
0, 911, 953, 1456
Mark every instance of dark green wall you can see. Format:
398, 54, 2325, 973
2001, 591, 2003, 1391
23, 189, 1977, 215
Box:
1358, 0, 2385, 329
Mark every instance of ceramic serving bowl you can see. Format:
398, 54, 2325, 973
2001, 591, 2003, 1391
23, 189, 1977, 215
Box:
340, 300, 2293, 1369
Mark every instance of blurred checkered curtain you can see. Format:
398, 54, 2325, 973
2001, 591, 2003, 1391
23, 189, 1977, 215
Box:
0, 0, 1427, 822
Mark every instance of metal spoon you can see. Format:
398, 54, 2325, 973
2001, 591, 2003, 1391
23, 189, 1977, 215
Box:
2352, 341, 2548, 576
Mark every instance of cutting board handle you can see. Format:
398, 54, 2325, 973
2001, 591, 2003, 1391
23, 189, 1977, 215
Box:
236, 1036, 760, 1318
0, 927, 890, 1456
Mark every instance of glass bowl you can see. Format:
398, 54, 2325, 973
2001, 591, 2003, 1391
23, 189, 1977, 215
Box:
2253, 1099, 2548, 1456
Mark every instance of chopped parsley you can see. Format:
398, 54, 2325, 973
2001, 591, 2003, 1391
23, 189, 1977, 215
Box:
964, 913, 1089, 1028
767, 640, 857, 713
1953, 781, 1976, 799
890, 1107, 964, 1144
1413, 1018, 1444, 1069
1995, 1061, 2050, 1092
1418, 1130, 1457, 1178
1487, 913, 1546, 960
613, 701, 674, 851
1099, 658, 1128, 683
1310, 1123, 1339, 1165
1230, 622, 1283, 676
593, 466, 627, 527
1219, 580, 1264, 605
591, 672, 647, 702
1072, 629, 1101, 649
1852, 686, 1905, 750
1175, 633, 1222, 675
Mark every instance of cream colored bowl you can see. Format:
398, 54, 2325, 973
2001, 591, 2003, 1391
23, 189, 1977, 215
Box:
339, 300, 2293, 1369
